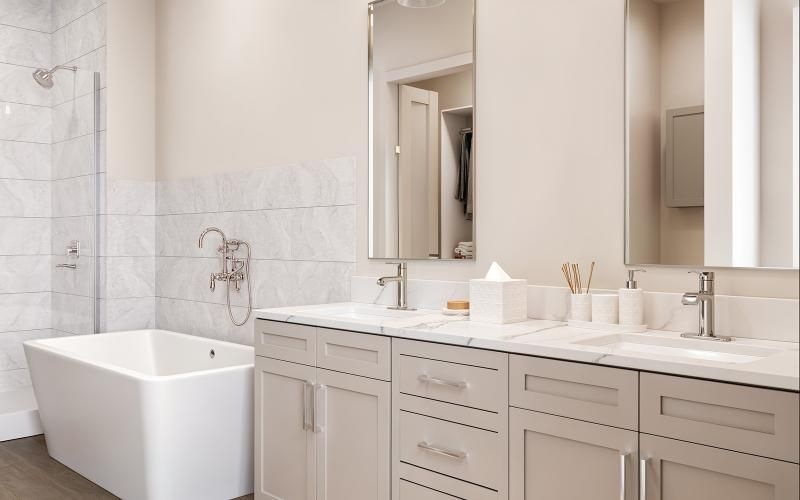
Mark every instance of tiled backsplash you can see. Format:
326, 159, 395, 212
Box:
350, 276, 800, 343
155, 158, 357, 344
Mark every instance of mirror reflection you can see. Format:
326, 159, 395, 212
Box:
369, 0, 475, 260
627, 0, 799, 268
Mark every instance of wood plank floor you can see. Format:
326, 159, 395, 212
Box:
0, 435, 254, 500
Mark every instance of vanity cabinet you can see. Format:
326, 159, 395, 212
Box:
255, 357, 316, 500
508, 355, 639, 500
640, 434, 799, 500
255, 318, 799, 500
254, 320, 391, 500
392, 339, 509, 500
509, 408, 638, 500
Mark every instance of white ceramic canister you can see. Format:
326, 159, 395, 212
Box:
591, 293, 619, 324
570, 294, 592, 322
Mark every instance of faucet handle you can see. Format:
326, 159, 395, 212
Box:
688, 271, 714, 293
688, 270, 714, 281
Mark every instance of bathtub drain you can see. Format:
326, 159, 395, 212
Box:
209, 349, 216, 359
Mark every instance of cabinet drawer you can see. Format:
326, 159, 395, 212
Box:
398, 410, 502, 490
509, 355, 639, 430
255, 320, 315, 365
398, 355, 502, 412
397, 463, 498, 500
317, 328, 391, 381
399, 480, 459, 500
640, 434, 800, 500
641, 373, 800, 463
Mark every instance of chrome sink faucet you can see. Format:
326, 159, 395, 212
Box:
377, 262, 414, 310
680, 271, 732, 342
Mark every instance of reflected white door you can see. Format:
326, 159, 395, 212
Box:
398, 85, 440, 259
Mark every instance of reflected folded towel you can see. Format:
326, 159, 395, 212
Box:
454, 242, 474, 259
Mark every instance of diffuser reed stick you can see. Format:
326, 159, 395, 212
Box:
561, 263, 575, 294
586, 261, 596, 294
561, 261, 595, 294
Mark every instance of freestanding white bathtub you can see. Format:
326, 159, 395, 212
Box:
24, 330, 254, 500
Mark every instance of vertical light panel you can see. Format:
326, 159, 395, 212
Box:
793, 5, 799, 267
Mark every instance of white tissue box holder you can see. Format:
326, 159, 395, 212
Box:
469, 278, 528, 324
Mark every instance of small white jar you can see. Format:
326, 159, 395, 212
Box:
591, 293, 619, 324
570, 294, 592, 321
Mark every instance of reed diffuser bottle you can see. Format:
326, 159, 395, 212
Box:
562, 262, 594, 322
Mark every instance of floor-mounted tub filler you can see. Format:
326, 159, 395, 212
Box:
24, 330, 254, 500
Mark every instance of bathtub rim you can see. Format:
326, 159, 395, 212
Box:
24, 329, 254, 383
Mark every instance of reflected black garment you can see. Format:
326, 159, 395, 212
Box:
457, 130, 473, 220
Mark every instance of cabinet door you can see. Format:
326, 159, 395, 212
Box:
315, 368, 390, 500
509, 408, 638, 500
640, 434, 800, 500
255, 357, 316, 500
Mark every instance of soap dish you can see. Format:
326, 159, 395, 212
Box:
567, 320, 647, 333
442, 307, 470, 316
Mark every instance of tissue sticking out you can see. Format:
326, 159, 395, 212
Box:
562, 261, 595, 295
485, 261, 512, 281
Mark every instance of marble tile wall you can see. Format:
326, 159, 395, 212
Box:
50, 0, 106, 337
0, 0, 54, 392
1, 0, 106, 394
155, 158, 357, 345
98, 178, 156, 333
350, 276, 800, 343
0, 0, 53, 393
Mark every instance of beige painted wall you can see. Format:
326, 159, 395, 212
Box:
413, 69, 473, 112
153, 0, 798, 298
759, 0, 797, 266
658, 0, 704, 265
155, 0, 366, 180
628, 0, 662, 265
107, 0, 156, 181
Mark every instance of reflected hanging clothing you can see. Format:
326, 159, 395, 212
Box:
456, 130, 473, 220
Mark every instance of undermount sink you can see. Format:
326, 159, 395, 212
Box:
571, 334, 784, 364
309, 304, 428, 320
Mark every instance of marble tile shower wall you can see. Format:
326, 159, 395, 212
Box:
0, 0, 106, 392
0, 0, 53, 393
51, 0, 107, 337
155, 158, 357, 345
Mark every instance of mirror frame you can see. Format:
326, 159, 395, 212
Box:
367, 0, 477, 261
623, 0, 798, 271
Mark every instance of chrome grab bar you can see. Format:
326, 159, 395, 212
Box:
417, 441, 467, 461
56, 263, 77, 270
418, 374, 468, 389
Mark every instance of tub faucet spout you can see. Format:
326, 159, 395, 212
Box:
198, 227, 227, 249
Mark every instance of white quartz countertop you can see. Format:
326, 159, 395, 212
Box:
255, 302, 800, 391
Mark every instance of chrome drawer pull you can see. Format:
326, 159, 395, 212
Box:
418, 374, 468, 389
302, 381, 312, 431
640, 458, 648, 500
417, 441, 467, 460
619, 453, 629, 500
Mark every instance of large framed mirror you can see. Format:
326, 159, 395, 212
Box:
368, 0, 476, 260
626, 0, 799, 269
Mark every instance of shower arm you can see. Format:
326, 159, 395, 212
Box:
52, 65, 78, 72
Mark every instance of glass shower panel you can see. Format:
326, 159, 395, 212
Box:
51, 70, 101, 336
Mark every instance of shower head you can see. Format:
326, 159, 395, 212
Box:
32, 65, 77, 89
